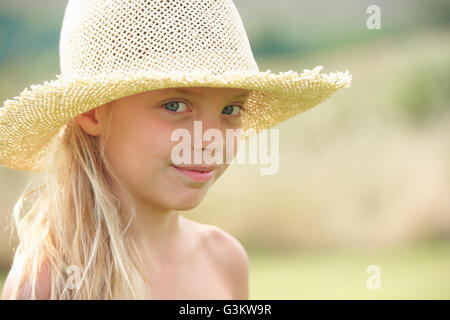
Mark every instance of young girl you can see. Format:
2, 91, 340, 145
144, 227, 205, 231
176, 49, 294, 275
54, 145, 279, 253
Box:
0, 0, 351, 299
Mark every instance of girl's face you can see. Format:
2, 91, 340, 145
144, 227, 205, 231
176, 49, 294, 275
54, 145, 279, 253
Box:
93, 87, 250, 211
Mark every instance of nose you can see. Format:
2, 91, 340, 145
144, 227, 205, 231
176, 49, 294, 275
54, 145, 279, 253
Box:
192, 110, 224, 151
190, 110, 241, 165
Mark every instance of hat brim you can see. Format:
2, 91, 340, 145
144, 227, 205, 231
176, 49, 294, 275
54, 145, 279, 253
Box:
0, 66, 351, 172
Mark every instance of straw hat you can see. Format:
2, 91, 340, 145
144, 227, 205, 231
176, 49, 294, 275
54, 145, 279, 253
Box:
0, 0, 352, 172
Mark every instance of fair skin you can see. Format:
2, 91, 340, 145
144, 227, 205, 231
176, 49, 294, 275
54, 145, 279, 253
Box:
2, 86, 251, 300
89, 86, 251, 299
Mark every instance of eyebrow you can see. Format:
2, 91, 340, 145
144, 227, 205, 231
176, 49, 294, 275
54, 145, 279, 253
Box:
173, 88, 249, 100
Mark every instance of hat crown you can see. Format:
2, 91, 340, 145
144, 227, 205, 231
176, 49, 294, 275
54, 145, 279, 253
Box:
59, 0, 259, 77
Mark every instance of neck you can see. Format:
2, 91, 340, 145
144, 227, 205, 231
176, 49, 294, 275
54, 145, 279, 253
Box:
134, 200, 180, 251
113, 189, 182, 262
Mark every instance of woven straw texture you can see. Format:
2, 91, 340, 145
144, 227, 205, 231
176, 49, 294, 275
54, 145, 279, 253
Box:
0, 0, 352, 172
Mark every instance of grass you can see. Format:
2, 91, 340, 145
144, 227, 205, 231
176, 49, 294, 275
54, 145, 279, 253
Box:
0, 240, 449, 299
248, 240, 450, 299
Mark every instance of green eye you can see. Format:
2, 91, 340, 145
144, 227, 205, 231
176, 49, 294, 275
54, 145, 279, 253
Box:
222, 105, 242, 116
162, 101, 188, 113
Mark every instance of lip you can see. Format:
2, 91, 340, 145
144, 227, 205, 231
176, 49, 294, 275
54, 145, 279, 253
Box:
170, 164, 215, 183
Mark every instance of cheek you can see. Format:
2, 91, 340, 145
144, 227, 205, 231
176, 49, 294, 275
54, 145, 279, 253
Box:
104, 113, 175, 182
223, 127, 243, 163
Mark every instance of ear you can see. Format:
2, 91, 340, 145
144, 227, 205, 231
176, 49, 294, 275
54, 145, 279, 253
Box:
75, 105, 105, 136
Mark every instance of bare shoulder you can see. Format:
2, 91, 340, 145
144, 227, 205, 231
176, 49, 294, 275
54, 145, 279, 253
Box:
184, 218, 249, 299
1, 255, 51, 300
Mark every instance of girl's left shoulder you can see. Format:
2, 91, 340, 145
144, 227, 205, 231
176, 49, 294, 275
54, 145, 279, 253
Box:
185, 218, 249, 299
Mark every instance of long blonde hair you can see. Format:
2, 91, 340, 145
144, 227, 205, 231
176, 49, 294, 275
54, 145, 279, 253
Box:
7, 102, 155, 299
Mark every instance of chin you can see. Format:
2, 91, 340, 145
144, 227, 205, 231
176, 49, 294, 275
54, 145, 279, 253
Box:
169, 190, 208, 211
166, 198, 202, 211
171, 202, 200, 211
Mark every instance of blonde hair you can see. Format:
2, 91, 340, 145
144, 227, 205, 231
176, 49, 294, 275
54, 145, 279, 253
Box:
7, 102, 155, 299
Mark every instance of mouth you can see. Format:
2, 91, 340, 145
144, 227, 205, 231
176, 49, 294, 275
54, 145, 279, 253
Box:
170, 164, 216, 183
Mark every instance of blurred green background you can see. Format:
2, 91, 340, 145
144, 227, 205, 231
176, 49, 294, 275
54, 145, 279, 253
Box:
1, 0, 449, 299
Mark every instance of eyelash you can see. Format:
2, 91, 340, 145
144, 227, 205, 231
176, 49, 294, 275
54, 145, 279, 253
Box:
160, 99, 245, 117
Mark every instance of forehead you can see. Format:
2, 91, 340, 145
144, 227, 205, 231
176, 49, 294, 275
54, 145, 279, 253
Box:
154, 86, 250, 98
